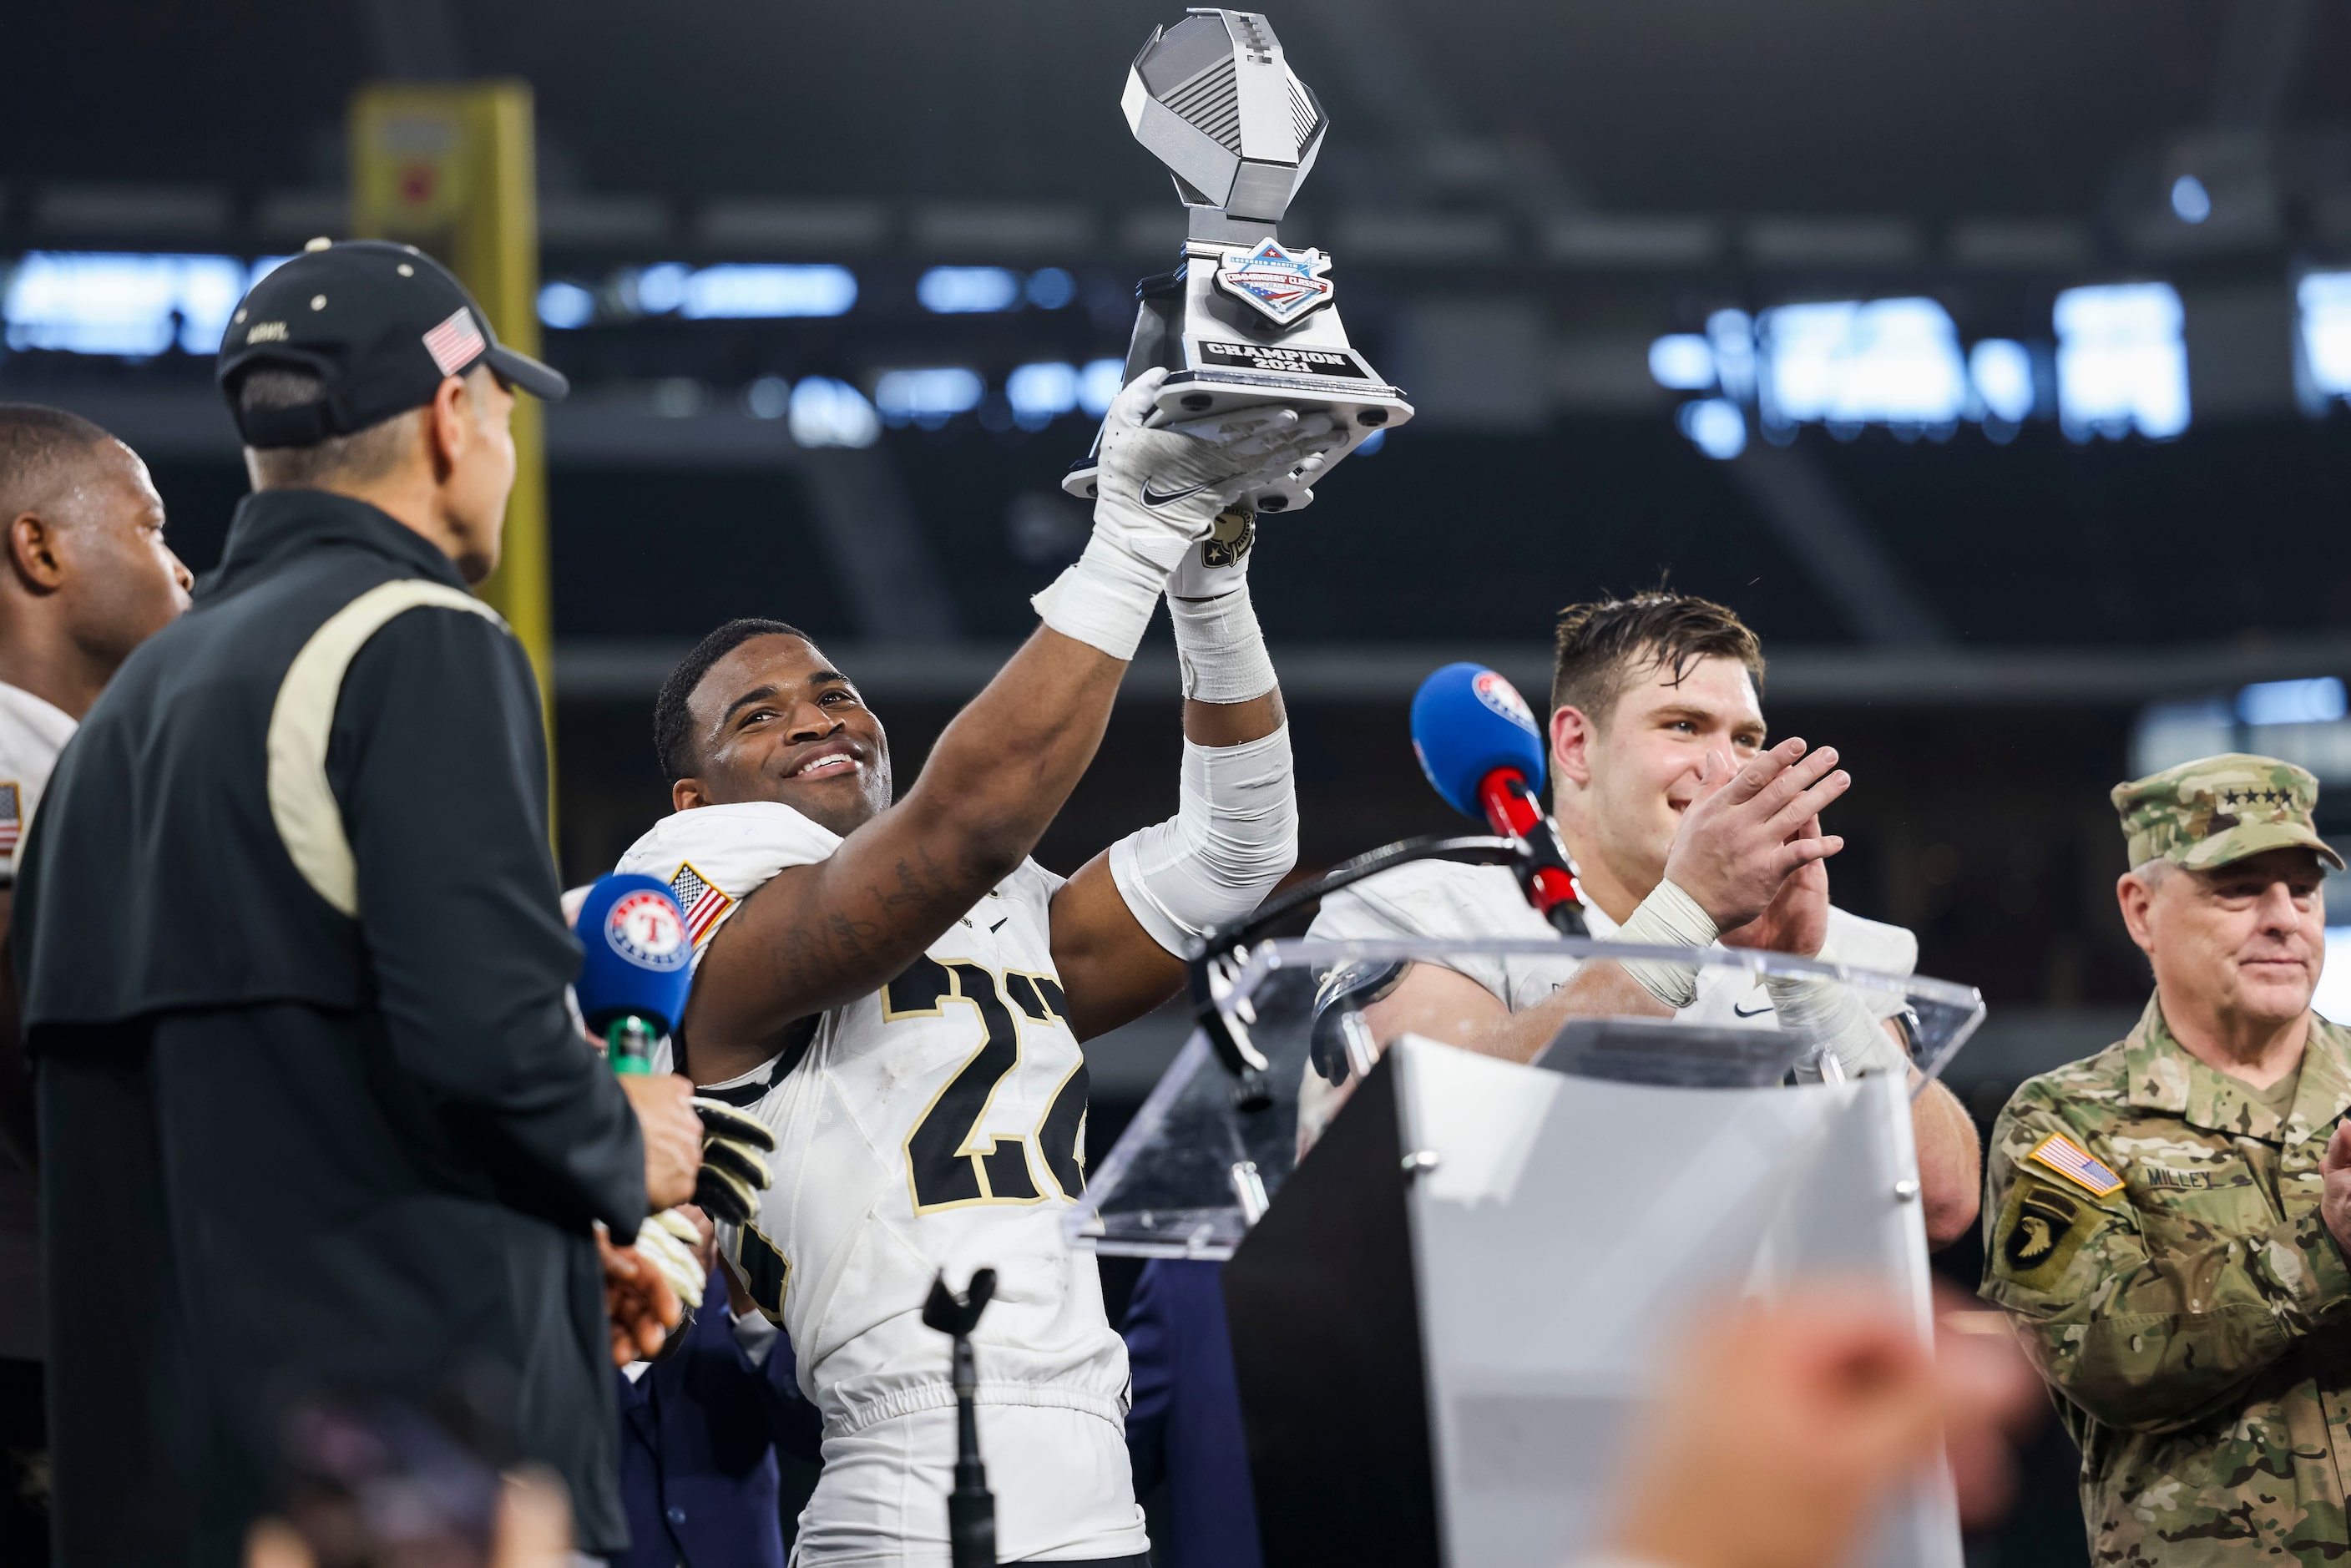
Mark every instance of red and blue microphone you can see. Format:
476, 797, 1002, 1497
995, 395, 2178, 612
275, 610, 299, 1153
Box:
1410, 663, 1586, 935
574, 874, 695, 1075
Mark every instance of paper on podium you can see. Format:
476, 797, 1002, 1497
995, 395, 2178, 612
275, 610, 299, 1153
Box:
1069, 936, 1985, 1260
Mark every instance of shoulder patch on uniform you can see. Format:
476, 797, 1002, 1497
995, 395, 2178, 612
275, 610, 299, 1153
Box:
668, 860, 736, 948
1992, 1177, 2101, 1289
0, 781, 20, 855
2027, 1131, 2125, 1197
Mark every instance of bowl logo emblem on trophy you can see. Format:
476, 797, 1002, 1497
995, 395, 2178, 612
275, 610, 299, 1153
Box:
1214, 238, 1334, 326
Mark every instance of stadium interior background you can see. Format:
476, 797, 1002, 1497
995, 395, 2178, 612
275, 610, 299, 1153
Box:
17, 3, 2351, 1560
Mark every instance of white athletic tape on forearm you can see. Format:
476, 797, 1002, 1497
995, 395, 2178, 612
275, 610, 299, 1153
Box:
1764, 973, 1909, 1078
1609, 878, 1720, 1009
1170, 581, 1277, 705
1032, 536, 1170, 661
1110, 726, 1299, 956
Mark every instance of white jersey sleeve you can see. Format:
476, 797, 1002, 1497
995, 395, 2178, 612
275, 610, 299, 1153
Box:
1308, 859, 1565, 1010
0, 682, 78, 888
612, 801, 842, 964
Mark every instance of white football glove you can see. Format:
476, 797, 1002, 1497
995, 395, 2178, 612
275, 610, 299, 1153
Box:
629, 1207, 708, 1312
1034, 368, 1339, 660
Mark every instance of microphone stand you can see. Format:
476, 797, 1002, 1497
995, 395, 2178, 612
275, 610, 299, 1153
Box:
923, 1270, 999, 1568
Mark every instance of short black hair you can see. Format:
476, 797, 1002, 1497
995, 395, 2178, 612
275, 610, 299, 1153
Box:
655, 617, 811, 782
0, 404, 120, 515
1550, 587, 1764, 730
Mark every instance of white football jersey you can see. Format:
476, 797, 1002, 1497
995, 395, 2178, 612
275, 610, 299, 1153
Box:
1307, 858, 1919, 1023
0, 680, 73, 1363
613, 802, 1145, 1565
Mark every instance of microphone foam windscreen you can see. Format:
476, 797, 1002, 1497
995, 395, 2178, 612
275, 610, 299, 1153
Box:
574, 873, 694, 1034
1410, 662, 1547, 818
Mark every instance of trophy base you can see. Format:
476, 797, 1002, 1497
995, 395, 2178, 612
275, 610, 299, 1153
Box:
1059, 369, 1413, 513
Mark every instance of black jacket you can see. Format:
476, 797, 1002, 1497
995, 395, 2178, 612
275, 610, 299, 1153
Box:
16, 489, 646, 1551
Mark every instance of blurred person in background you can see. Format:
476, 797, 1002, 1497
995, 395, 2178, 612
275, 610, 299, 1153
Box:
0, 404, 192, 1560
13, 242, 703, 1565
1981, 754, 2351, 1565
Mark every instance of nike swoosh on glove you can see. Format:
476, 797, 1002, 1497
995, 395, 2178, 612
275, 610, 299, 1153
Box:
1035, 368, 1341, 659
690, 1096, 777, 1225
1095, 369, 1341, 551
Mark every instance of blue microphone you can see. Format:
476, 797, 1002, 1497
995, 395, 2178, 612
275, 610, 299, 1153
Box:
1409, 664, 1585, 933
1411, 661, 1547, 817
574, 873, 694, 1075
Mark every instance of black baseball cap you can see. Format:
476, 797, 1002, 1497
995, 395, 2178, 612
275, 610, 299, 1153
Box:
216, 239, 569, 449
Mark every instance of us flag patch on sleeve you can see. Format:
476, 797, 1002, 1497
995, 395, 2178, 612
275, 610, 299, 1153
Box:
0, 782, 22, 855
2027, 1132, 2124, 1197
669, 862, 735, 948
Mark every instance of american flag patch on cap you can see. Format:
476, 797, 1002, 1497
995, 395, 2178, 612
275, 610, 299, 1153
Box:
669, 862, 736, 948
2027, 1132, 2123, 1197
422, 306, 487, 377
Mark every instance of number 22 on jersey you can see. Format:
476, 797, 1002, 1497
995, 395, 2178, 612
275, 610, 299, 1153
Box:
887, 955, 1090, 1214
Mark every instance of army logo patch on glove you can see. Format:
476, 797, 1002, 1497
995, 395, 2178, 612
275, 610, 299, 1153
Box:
1201, 506, 1255, 569
1995, 1179, 2096, 1289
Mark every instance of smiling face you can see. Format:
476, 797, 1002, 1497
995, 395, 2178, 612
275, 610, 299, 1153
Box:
670, 633, 893, 834
2121, 847, 2327, 1035
1549, 650, 1767, 920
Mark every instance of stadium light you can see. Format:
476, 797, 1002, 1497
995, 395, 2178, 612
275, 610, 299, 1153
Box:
3, 250, 253, 357
2237, 676, 2348, 728
1648, 334, 1715, 391
874, 367, 985, 427
538, 281, 596, 329
2170, 175, 2212, 224
743, 376, 791, 419
680, 265, 857, 319
1006, 362, 1079, 429
1676, 397, 1747, 460
789, 377, 880, 448
2296, 271, 2351, 412
1025, 268, 1077, 309
1969, 339, 2035, 423
1757, 297, 1968, 430
1077, 359, 1125, 417
2053, 282, 2188, 442
918, 267, 1022, 314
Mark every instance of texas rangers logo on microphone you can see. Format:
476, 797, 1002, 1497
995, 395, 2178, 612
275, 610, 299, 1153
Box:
1213, 238, 1334, 325
1472, 670, 1539, 736
605, 888, 689, 971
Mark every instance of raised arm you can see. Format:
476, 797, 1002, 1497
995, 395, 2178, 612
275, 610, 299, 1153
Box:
683, 374, 1336, 1070
1052, 506, 1303, 1040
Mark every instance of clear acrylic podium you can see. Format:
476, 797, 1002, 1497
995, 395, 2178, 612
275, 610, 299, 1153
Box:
1068, 938, 1987, 1568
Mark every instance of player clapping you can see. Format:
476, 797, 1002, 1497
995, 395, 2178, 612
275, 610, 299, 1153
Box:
611, 370, 1339, 1564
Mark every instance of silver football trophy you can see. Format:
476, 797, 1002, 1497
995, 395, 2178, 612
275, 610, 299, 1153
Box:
1064, 8, 1413, 515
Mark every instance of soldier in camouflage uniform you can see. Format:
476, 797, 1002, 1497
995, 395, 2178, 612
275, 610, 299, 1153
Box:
1982, 752, 2351, 1565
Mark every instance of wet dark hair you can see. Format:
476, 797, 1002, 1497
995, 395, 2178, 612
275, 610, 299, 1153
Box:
1550, 587, 1764, 730
654, 617, 811, 782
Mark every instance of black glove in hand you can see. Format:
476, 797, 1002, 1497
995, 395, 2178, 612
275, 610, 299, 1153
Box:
690, 1097, 777, 1224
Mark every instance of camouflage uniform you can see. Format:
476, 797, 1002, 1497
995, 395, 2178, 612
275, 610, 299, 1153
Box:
1981, 753, 2351, 1566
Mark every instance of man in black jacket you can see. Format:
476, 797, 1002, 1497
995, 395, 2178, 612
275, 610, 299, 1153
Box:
14, 241, 705, 1565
